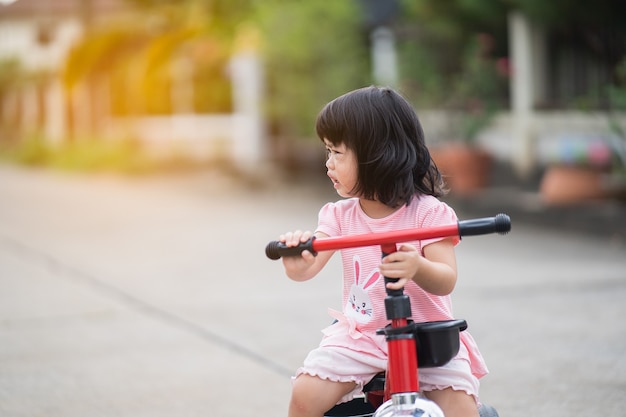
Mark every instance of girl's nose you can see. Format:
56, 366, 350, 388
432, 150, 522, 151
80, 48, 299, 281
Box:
325, 155, 334, 169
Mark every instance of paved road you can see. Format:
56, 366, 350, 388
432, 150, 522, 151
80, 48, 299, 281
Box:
0, 165, 624, 417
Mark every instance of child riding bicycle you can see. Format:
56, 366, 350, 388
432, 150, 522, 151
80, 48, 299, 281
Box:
278, 86, 488, 417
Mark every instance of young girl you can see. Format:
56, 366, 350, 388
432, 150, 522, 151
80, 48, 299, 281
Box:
279, 86, 487, 417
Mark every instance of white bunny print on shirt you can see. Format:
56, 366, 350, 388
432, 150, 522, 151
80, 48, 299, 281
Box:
345, 255, 381, 324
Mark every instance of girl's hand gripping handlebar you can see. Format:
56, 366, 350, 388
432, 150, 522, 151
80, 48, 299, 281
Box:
265, 213, 511, 260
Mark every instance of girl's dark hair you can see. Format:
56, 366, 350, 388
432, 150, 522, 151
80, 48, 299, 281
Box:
316, 86, 446, 207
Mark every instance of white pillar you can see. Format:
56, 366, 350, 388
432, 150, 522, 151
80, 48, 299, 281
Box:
509, 11, 541, 177
20, 85, 38, 134
228, 26, 265, 170
44, 79, 65, 146
371, 26, 398, 87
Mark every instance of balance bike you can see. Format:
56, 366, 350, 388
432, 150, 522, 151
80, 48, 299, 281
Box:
266, 214, 511, 417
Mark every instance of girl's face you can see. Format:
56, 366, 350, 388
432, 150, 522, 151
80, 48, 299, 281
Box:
323, 138, 358, 198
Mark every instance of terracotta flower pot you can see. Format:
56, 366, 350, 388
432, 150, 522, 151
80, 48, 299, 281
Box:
539, 165, 607, 205
430, 143, 493, 196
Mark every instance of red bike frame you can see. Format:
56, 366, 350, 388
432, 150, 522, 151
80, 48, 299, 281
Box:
266, 214, 511, 402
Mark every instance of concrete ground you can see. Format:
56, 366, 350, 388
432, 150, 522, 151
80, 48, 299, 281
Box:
0, 164, 624, 417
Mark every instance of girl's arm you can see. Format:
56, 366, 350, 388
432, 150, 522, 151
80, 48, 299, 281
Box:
379, 238, 457, 296
280, 231, 334, 282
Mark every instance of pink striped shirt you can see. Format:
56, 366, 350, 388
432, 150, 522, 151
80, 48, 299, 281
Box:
316, 194, 461, 334
315, 195, 488, 379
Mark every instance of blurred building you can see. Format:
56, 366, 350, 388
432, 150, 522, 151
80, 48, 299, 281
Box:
0, 0, 267, 171
0, 0, 128, 144
0, 0, 125, 69
0, 2, 624, 182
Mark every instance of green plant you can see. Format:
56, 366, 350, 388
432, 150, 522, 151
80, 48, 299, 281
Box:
0, 134, 51, 166
253, 0, 369, 140
447, 33, 508, 144
0, 134, 161, 174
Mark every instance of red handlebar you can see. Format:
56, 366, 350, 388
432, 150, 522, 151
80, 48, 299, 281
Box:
266, 214, 511, 260
266, 213, 511, 400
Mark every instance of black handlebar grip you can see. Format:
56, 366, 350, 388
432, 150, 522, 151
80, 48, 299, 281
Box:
265, 237, 317, 260
458, 213, 511, 237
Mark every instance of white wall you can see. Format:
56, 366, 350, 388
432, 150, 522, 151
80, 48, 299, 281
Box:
0, 18, 82, 71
